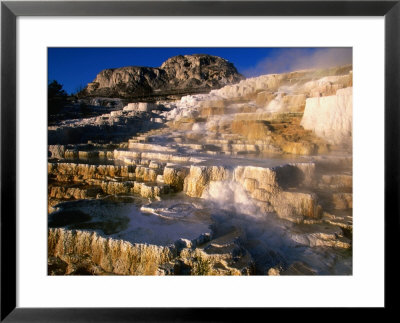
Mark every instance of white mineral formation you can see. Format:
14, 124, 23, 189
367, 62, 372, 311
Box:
301, 87, 352, 146
123, 102, 156, 112
162, 65, 352, 123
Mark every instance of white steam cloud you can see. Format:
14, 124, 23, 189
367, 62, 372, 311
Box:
202, 180, 260, 217
244, 48, 352, 77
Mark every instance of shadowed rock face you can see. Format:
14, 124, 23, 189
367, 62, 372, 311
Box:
85, 54, 244, 99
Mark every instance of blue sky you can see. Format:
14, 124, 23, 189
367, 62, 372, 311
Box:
48, 47, 352, 95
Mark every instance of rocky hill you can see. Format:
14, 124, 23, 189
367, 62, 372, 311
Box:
84, 54, 244, 99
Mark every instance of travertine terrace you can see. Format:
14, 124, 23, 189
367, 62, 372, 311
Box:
48, 61, 353, 275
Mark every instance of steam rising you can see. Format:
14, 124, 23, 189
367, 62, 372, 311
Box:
244, 48, 352, 77
202, 180, 260, 217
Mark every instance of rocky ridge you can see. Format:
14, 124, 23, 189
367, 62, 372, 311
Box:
84, 54, 244, 99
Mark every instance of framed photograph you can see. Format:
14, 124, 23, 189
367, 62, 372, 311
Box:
1, 0, 398, 320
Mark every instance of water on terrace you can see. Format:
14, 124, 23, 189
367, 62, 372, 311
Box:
49, 191, 352, 275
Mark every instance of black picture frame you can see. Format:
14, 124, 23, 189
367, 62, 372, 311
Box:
1, 0, 399, 321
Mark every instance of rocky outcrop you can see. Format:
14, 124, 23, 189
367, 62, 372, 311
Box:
49, 186, 102, 200
48, 163, 133, 181
176, 230, 254, 275
184, 166, 232, 197
180, 163, 322, 223
49, 145, 66, 159
163, 165, 190, 191
85, 54, 244, 99
48, 228, 172, 275
48, 162, 170, 199
288, 224, 351, 249
48, 227, 254, 275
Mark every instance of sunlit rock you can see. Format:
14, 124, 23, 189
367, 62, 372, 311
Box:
177, 227, 254, 275
48, 228, 172, 275
48, 145, 66, 159
163, 165, 190, 192
322, 212, 353, 231
123, 102, 156, 112
49, 186, 102, 200
321, 174, 352, 190
267, 267, 281, 275
271, 191, 322, 222
332, 193, 353, 210
288, 223, 351, 248
86, 54, 244, 99
48, 163, 133, 182
301, 87, 352, 146
234, 166, 279, 193
303, 73, 352, 97
184, 166, 232, 197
